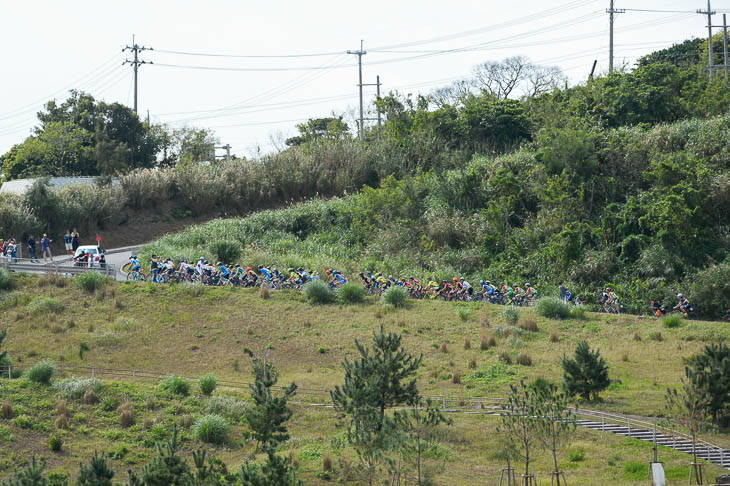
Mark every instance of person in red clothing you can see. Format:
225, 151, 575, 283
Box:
95, 234, 102, 246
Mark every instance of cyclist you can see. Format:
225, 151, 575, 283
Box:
503, 285, 514, 305
129, 255, 141, 274
524, 283, 536, 305
651, 299, 665, 317
333, 270, 347, 287
218, 262, 231, 282
259, 264, 272, 282
461, 278, 473, 300
196, 257, 206, 276
605, 287, 620, 313
673, 293, 692, 315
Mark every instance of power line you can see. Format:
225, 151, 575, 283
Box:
154, 48, 345, 58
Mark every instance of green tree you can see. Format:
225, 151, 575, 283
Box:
561, 341, 611, 401
138, 427, 193, 486
243, 351, 297, 451
239, 450, 302, 486
497, 380, 543, 486
76, 452, 114, 486
687, 342, 730, 427
1, 457, 49, 486
285, 117, 350, 146
394, 397, 451, 486
533, 382, 577, 486
331, 325, 422, 485
666, 367, 710, 484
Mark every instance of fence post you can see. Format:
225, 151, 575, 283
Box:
7, 366, 10, 379
442, 396, 446, 410
91, 368, 95, 379
132, 370, 135, 383
601, 414, 605, 431
627, 417, 631, 436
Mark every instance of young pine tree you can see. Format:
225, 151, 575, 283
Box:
561, 341, 610, 401
1, 457, 49, 486
137, 426, 193, 486
330, 325, 422, 486
76, 452, 114, 486
243, 351, 297, 452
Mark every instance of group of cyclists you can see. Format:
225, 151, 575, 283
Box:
357, 272, 540, 305
123, 255, 696, 316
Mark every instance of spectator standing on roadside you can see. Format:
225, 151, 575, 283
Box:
41, 233, 52, 261
559, 282, 568, 302
9, 239, 17, 263
95, 233, 102, 247
64, 230, 73, 255
27, 235, 37, 262
72, 230, 80, 252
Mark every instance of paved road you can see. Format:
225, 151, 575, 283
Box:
105, 250, 136, 281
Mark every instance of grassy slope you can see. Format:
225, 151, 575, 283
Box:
1, 276, 729, 484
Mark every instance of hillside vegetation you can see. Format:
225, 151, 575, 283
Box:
147, 111, 730, 317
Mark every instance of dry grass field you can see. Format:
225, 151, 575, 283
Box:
0, 274, 728, 484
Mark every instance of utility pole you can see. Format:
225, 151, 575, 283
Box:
347, 40, 367, 143
123, 35, 153, 113
698, 0, 716, 77
215, 144, 231, 162
607, 0, 625, 73
722, 14, 727, 79
362, 75, 382, 140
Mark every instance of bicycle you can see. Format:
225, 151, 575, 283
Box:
126, 269, 147, 282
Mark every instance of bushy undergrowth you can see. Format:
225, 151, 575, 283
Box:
194, 413, 230, 444
76, 272, 109, 293
382, 286, 408, 308
0, 269, 15, 291
536, 297, 571, 319
159, 375, 191, 396
337, 282, 366, 304
210, 240, 241, 264
198, 373, 218, 396
304, 280, 334, 305
502, 307, 519, 325
54, 377, 103, 400
207, 396, 248, 422
27, 360, 55, 385
663, 314, 683, 328
29, 297, 64, 315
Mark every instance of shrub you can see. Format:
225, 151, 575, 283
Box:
29, 297, 64, 315
304, 280, 335, 305
112, 316, 138, 332
518, 318, 539, 332
0, 269, 15, 291
689, 260, 730, 319
499, 351, 512, 365
464, 336, 471, 350
568, 448, 585, 462
54, 377, 103, 400
199, 373, 218, 396
13, 415, 33, 429
82, 389, 98, 405
382, 286, 408, 308
337, 282, 366, 304
622, 351, 629, 362
633, 330, 642, 341
207, 396, 248, 421
468, 358, 477, 369
648, 331, 663, 342
49, 435, 63, 452
480, 335, 491, 351
516, 353, 533, 366
159, 375, 191, 396
536, 297, 570, 319
502, 307, 519, 325
569, 306, 587, 320
76, 272, 109, 293
259, 286, 270, 300
194, 414, 230, 444
549, 332, 559, 343
180, 414, 193, 429
451, 370, 461, 384
480, 312, 490, 328
210, 240, 241, 263
27, 360, 55, 384
323, 453, 333, 472
119, 402, 135, 427
439, 342, 448, 353
1, 400, 13, 419
457, 308, 470, 321
662, 314, 683, 328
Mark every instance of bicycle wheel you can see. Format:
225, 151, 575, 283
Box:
122, 262, 133, 274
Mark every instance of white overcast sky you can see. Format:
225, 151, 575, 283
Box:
0, 1, 726, 158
